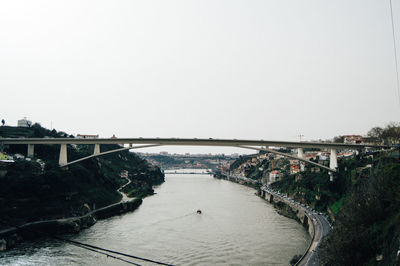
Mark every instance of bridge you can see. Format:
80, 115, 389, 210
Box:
164, 171, 212, 175
0, 137, 388, 173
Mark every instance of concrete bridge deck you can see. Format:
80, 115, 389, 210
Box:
0, 137, 386, 150
0, 137, 389, 172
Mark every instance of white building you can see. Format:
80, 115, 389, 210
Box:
269, 170, 281, 184
17, 117, 32, 127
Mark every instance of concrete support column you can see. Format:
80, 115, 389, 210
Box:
27, 144, 34, 158
297, 148, 304, 159
94, 144, 100, 155
329, 149, 338, 170
59, 144, 68, 166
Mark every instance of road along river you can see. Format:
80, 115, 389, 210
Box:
1, 171, 310, 265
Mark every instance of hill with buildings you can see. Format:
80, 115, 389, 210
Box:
222, 123, 400, 265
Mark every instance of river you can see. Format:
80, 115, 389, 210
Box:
1, 170, 310, 265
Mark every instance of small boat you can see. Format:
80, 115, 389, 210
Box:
197, 209, 202, 214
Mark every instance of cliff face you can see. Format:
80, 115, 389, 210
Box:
0, 125, 164, 230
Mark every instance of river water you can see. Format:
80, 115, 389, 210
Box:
1, 171, 310, 265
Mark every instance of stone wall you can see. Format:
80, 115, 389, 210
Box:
260, 191, 314, 238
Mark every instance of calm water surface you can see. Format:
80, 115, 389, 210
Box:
1, 171, 310, 265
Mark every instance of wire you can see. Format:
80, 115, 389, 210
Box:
65, 241, 142, 266
53, 236, 174, 266
389, 0, 400, 105
0, 220, 174, 266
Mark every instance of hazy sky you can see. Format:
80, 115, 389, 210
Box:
1, 0, 400, 154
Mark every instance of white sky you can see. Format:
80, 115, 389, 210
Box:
1, 0, 400, 154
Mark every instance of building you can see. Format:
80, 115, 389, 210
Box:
76, 134, 99, 139
120, 170, 128, 178
300, 162, 305, 172
17, 117, 32, 127
257, 154, 267, 161
269, 170, 281, 184
318, 152, 329, 161
290, 164, 300, 175
343, 135, 364, 144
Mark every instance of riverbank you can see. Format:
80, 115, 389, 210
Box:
0, 176, 146, 252
0, 194, 143, 252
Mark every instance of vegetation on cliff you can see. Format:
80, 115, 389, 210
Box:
0, 124, 164, 230
268, 152, 399, 265
270, 155, 374, 212
319, 155, 400, 265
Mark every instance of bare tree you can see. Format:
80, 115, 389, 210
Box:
367, 127, 383, 138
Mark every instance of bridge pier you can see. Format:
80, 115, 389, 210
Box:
94, 144, 100, 155
27, 144, 34, 158
297, 148, 304, 159
59, 144, 68, 166
329, 149, 338, 170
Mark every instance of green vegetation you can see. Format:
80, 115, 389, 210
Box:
269, 153, 400, 265
320, 155, 400, 265
330, 196, 344, 215
0, 124, 164, 229
229, 155, 252, 170
269, 153, 385, 213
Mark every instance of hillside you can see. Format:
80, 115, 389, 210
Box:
265, 153, 399, 265
319, 155, 400, 265
0, 124, 164, 230
224, 124, 400, 265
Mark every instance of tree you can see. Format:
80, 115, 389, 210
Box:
381, 122, 400, 144
333, 135, 345, 143
367, 126, 383, 138
1, 119, 4, 126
